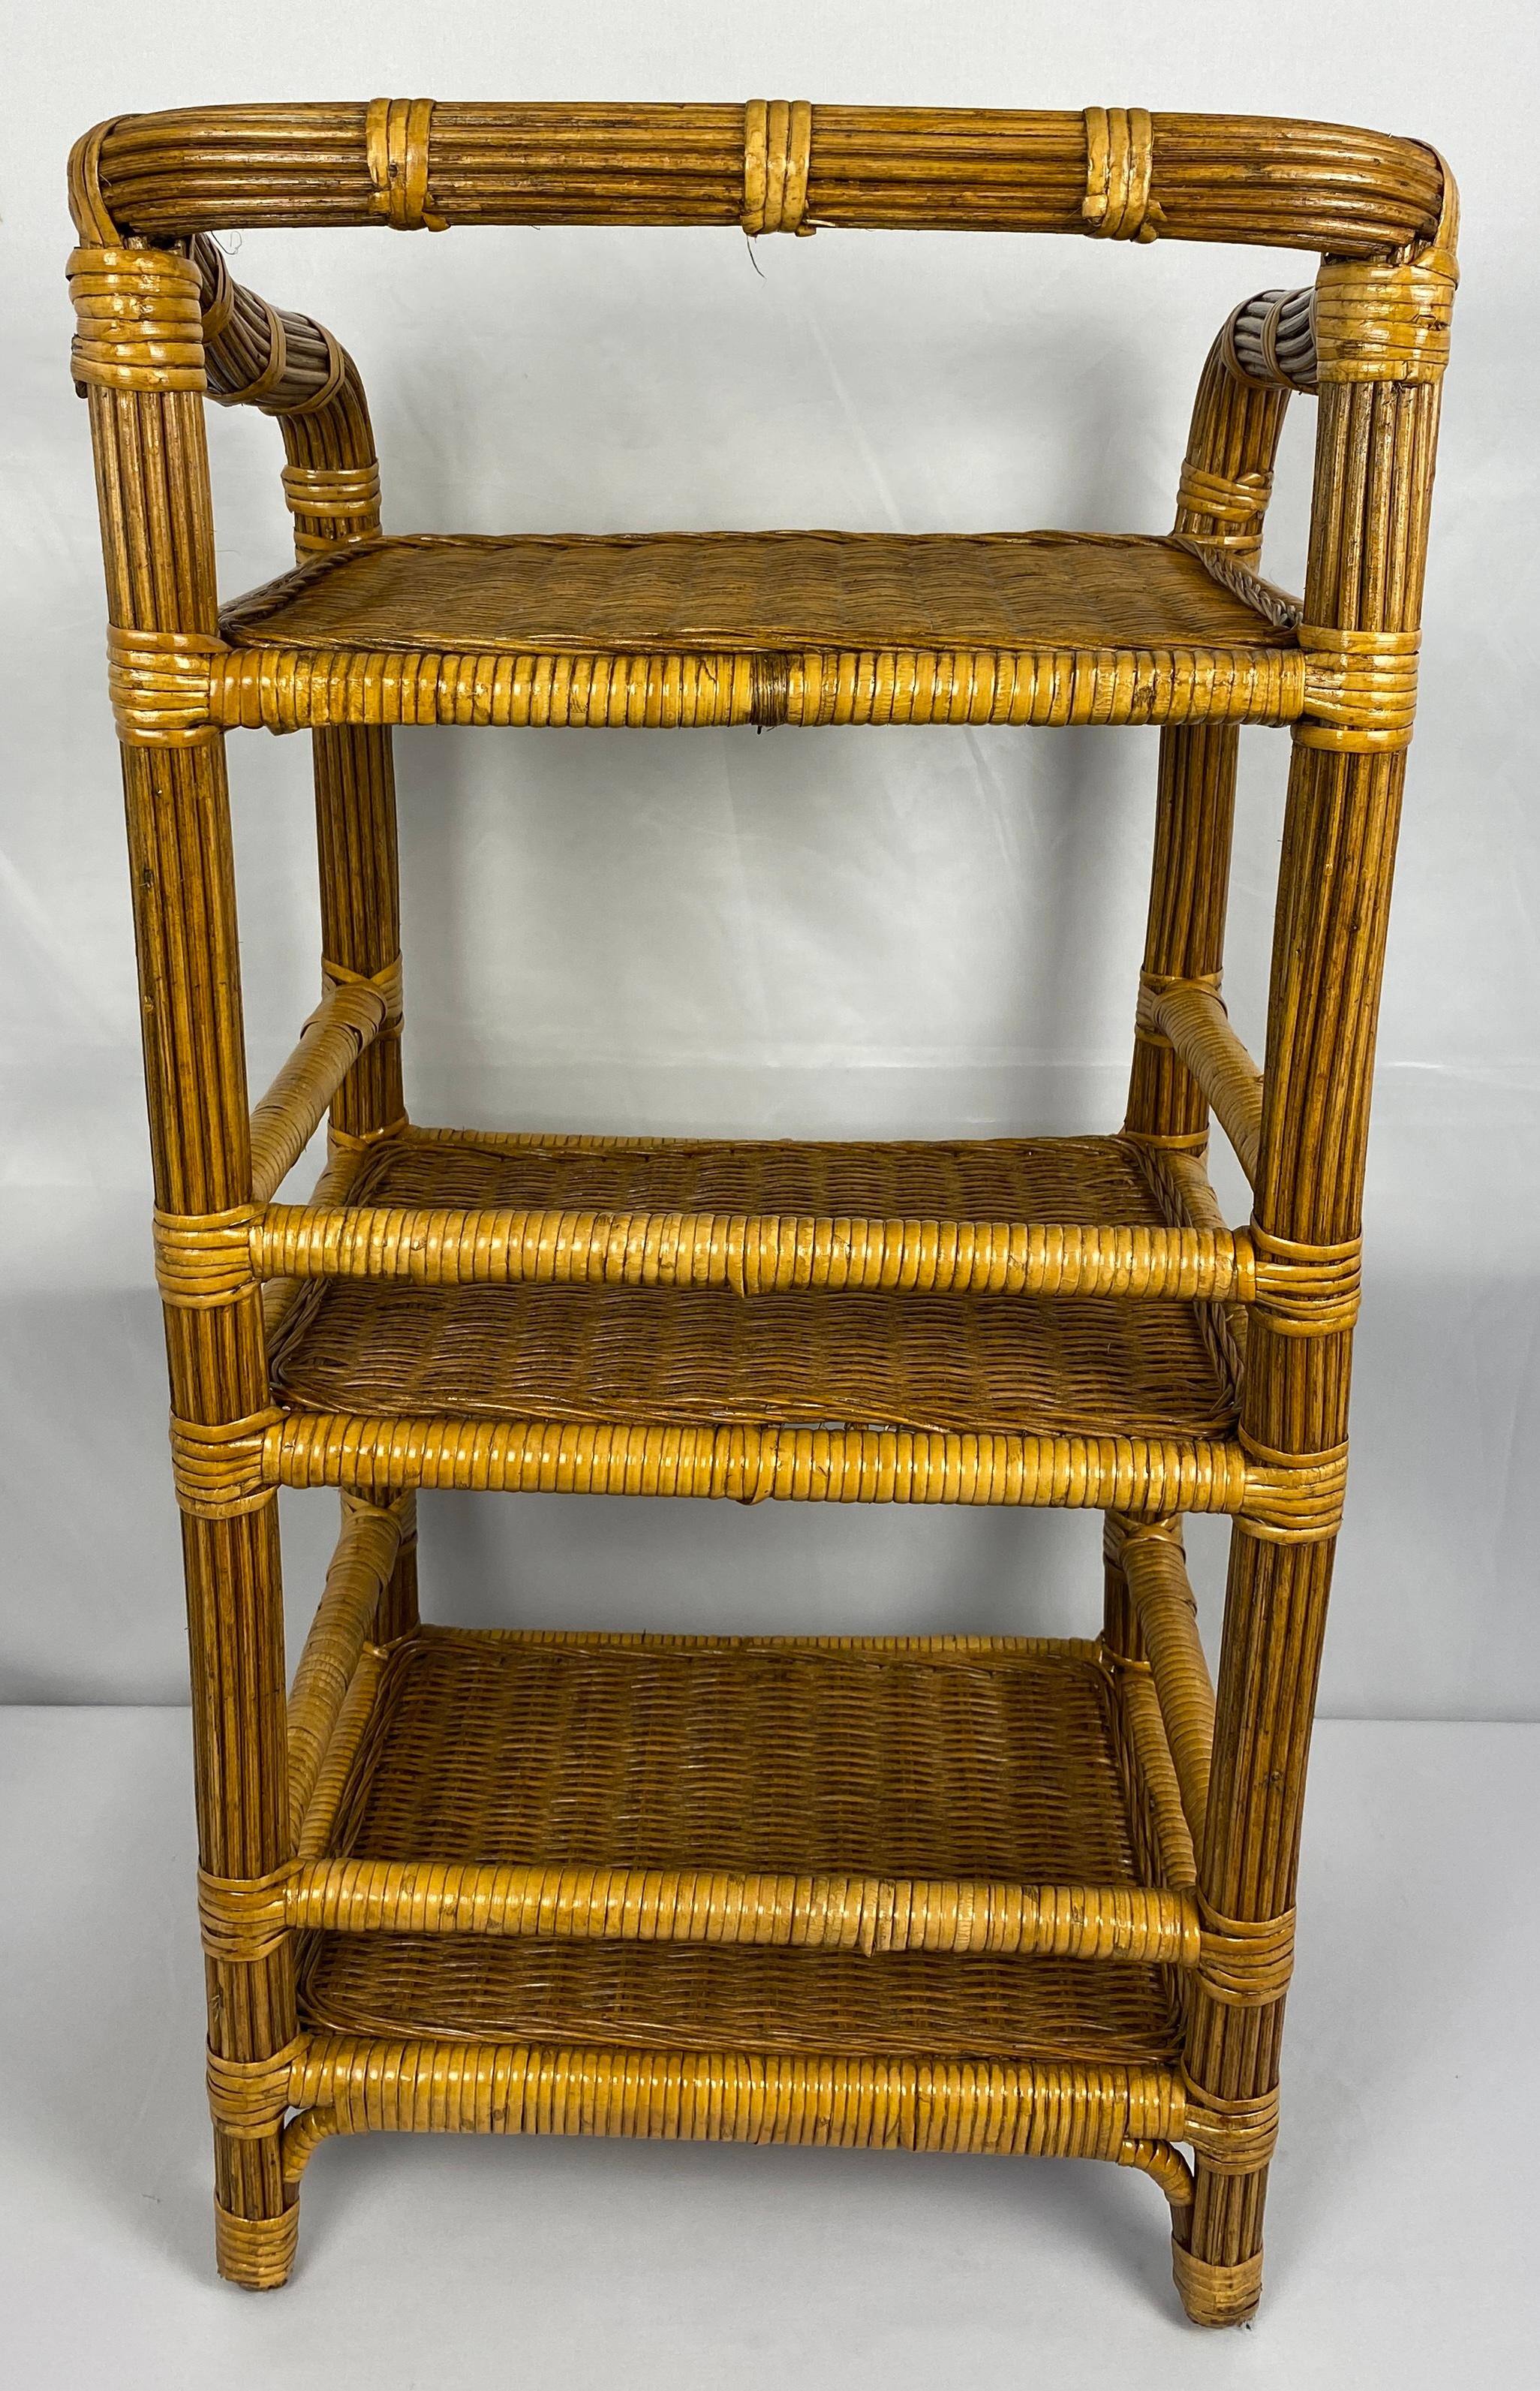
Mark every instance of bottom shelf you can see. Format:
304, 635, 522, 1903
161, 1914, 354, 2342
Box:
299, 1934, 1181, 2067
296, 1625, 1187, 2070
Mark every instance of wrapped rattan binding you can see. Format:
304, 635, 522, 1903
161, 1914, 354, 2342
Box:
365, 98, 446, 231
1224, 287, 1318, 393
1315, 158, 1458, 385
1171, 2240, 1265, 2327
67, 243, 205, 394
195, 238, 350, 417
1196, 1902, 1296, 2008
281, 461, 382, 552
168, 1408, 279, 1521
206, 2037, 307, 2136
1082, 108, 1163, 242
741, 101, 814, 236
1181, 2079, 1281, 2174
213, 2200, 299, 2291
153, 1203, 261, 1309
1295, 625, 1421, 751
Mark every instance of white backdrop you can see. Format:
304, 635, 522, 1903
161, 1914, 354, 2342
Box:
2, 0, 1535, 1713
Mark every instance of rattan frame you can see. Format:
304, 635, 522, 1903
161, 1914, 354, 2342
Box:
67, 100, 1456, 2325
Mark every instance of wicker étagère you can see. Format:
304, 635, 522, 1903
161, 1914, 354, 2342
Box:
68, 96, 1456, 2325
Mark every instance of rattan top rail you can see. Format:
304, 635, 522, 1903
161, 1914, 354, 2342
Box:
72, 103, 1442, 257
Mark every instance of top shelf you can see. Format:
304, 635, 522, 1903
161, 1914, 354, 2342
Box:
215, 530, 1304, 733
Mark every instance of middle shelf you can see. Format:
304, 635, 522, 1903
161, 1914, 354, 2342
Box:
264, 1128, 1241, 1503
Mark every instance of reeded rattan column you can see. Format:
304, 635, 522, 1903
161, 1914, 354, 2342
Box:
1110, 300, 1300, 1793
67, 214, 299, 2288
180, 223, 422, 1646
1176, 185, 1457, 2326
1124, 288, 1310, 1188
265, 289, 419, 1644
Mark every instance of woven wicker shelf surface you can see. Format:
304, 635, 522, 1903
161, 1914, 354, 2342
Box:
272, 1284, 1232, 1441
339, 1124, 1185, 1222
269, 1276, 1233, 1436
299, 1935, 1181, 2061
332, 1628, 1143, 1880
222, 531, 1295, 659
299, 1626, 1181, 2062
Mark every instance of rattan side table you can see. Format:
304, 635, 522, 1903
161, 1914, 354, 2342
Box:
68, 99, 1455, 2324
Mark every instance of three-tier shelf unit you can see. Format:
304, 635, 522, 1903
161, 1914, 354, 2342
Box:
68, 99, 1456, 2324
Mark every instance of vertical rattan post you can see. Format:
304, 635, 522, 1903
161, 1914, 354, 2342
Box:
1101, 1513, 1144, 1663
67, 213, 301, 2287
1175, 183, 1457, 2327
1114, 318, 1294, 1655
278, 359, 420, 1640
1124, 314, 1295, 1174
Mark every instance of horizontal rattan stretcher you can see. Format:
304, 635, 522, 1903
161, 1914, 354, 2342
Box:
296, 1626, 1185, 2063
257, 1122, 1247, 1301
204, 529, 1303, 732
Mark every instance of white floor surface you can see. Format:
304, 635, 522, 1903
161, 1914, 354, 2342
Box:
2, 1709, 1535, 2389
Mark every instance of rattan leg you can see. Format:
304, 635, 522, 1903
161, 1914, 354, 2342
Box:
1175, 1521, 1334, 2323
114, 706, 301, 2282
187, 1506, 302, 2288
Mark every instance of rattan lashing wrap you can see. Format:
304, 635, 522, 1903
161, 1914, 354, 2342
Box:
742, 100, 814, 235
1081, 107, 1163, 242
365, 98, 445, 231
213, 2200, 299, 2292
67, 242, 204, 394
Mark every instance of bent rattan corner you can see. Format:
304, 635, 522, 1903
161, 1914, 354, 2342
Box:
67, 97, 1456, 2325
